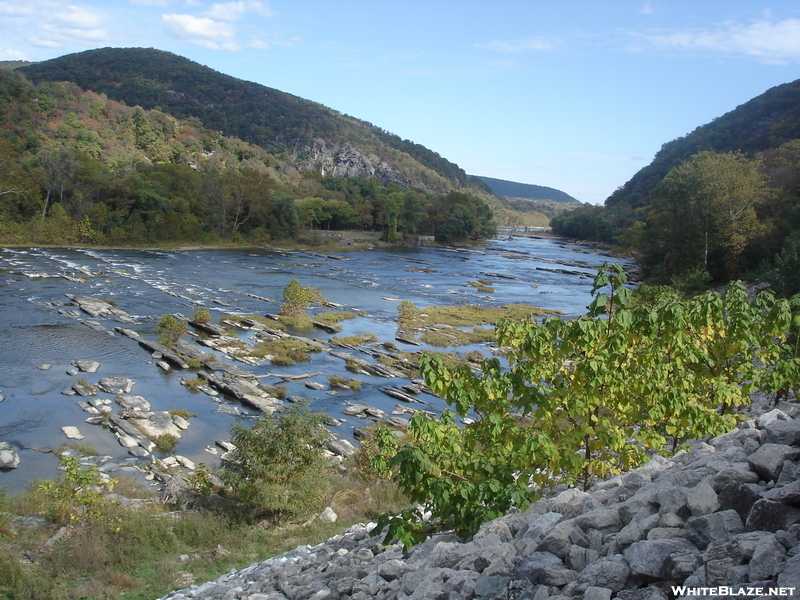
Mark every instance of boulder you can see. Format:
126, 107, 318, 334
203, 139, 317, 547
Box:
71, 360, 100, 373
129, 412, 182, 440
745, 499, 800, 532
717, 480, 761, 522
684, 510, 744, 550
61, 426, 85, 440
97, 377, 135, 395
686, 482, 719, 517
747, 443, 800, 481
115, 395, 151, 412
623, 538, 698, 580
0, 442, 20, 469
764, 419, 800, 446
748, 537, 786, 581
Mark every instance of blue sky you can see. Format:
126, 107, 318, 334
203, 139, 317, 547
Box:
2, 1, 800, 204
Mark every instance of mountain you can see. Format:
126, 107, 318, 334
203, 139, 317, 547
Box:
470, 175, 578, 204
551, 77, 800, 291
606, 78, 800, 209
18, 47, 471, 193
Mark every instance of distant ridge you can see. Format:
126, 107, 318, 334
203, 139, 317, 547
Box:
470, 175, 578, 204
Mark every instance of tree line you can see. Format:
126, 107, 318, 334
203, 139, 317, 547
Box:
552, 144, 800, 296
0, 69, 495, 246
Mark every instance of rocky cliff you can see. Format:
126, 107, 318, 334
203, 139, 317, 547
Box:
156, 390, 800, 600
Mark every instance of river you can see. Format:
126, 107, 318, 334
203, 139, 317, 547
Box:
0, 236, 630, 493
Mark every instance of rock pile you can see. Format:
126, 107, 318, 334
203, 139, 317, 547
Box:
158, 394, 800, 600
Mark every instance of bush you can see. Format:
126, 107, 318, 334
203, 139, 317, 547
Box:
156, 314, 187, 346
219, 401, 332, 523
280, 279, 325, 317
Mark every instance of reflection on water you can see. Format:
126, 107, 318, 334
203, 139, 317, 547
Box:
0, 238, 629, 492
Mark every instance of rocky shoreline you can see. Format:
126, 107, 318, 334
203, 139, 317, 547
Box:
155, 390, 800, 600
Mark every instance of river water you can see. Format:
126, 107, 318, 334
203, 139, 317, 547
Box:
0, 236, 629, 493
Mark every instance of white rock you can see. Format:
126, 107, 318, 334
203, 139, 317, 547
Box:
175, 455, 196, 470
61, 426, 85, 440
318, 507, 338, 523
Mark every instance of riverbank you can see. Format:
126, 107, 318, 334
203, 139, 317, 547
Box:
153, 388, 800, 600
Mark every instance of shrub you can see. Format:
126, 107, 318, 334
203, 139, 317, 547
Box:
219, 401, 332, 523
280, 279, 325, 317
156, 314, 187, 346
192, 306, 212, 324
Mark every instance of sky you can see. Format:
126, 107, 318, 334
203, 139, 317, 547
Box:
2, 2, 800, 204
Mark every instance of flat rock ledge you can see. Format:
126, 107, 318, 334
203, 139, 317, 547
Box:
158, 402, 800, 600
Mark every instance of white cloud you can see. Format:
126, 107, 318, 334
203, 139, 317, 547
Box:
163, 13, 239, 50
480, 36, 561, 53
0, 48, 27, 60
206, 0, 275, 22
642, 18, 800, 64
639, 1, 655, 15
18, 3, 111, 48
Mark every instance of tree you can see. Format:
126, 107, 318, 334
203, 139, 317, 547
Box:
34, 147, 80, 221
645, 151, 772, 280
0, 139, 36, 220
280, 279, 324, 317
372, 263, 799, 548
219, 401, 331, 522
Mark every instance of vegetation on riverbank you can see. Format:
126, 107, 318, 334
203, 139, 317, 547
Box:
0, 419, 409, 600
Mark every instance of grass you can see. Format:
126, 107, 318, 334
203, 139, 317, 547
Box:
329, 333, 378, 347
396, 303, 559, 347
314, 311, 356, 326
247, 338, 322, 366
153, 434, 179, 454
57, 442, 98, 456
169, 409, 198, 419
328, 375, 362, 391
0, 437, 410, 600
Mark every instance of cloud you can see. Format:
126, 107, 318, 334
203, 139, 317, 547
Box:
0, 48, 27, 60
20, 4, 111, 48
480, 36, 561, 53
163, 13, 238, 50
639, 1, 655, 15
641, 18, 800, 64
162, 1, 275, 51
206, 0, 275, 22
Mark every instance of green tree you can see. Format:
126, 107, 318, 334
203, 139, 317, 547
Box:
280, 279, 325, 317
645, 151, 773, 280
219, 401, 331, 522
373, 263, 799, 548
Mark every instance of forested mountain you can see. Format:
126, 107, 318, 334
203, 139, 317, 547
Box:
0, 66, 495, 246
470, 175, 578, 204
551, 78, 800, 295
18, 48, 471, 193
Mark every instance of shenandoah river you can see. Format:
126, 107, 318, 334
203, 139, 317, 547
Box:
0, 236, 630, 492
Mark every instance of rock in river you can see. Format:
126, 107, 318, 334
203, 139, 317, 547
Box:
97, 377, 135, 395
0, 442, 20, 469
61, 426, 85, 440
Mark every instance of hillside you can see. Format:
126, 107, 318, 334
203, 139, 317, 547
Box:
17, 48, 469, 193
471, 175, 578, 204
606, 78, 800, 210
551, 77, 800, 293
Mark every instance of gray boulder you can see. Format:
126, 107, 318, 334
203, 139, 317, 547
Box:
623, 538, 698, 580
745, 498, 800, 532
684, 510, 744, 549
0, 441, 20, 469
764, 419, 800, 446
567, 555, 631, 594
748, 536, 786, 581
747, 442, 800, 481
97, 377, 135, 395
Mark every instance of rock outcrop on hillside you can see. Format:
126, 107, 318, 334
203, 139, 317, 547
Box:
158, 393, 800, 600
